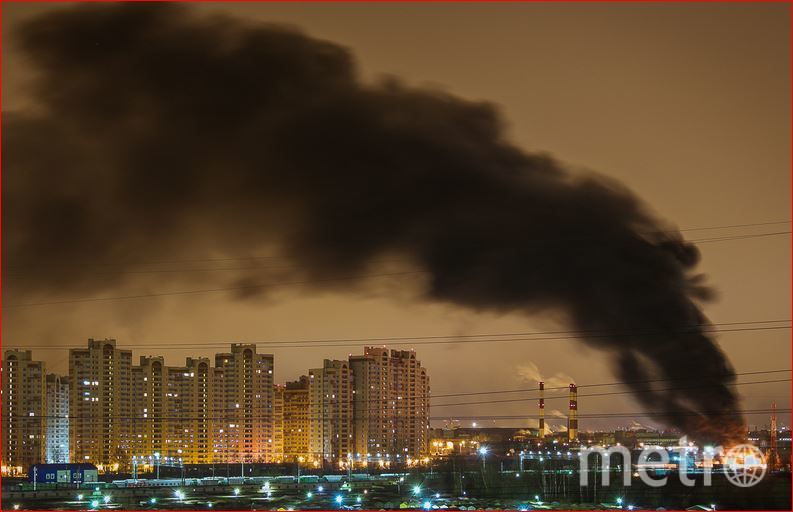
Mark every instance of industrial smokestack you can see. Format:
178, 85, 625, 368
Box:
538, 381, 545, 437
4, 4, 744, 445
568, 384, 578, 442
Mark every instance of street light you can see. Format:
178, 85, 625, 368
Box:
479, 446, 488, 473
413, 485, 421, 495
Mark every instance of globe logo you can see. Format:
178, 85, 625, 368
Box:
722, 443, 767, 488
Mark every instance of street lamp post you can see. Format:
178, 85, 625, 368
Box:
347, 454, 352, 481
154, 452, 161, 480
479, 446, 488, 490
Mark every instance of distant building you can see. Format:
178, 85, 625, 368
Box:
309, 360, 354, 467
69, 338, 133, 468
45, 374, 70, 464
29, 463, 98, 484
131, 356, 167, 459
283, 376, 310, 462
389, 349, 430, 458
13, 339, 433, 472
613, 429, 682, 449
350, 347, 430, 462
273, 384, 285, 461
2, 350, 46, 474
212, 344, 274, 463
164, 357, 212, 464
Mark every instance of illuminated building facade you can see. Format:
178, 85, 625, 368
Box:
2, 350, 46, 474
351, 348, 431, 460
69, 339, 133, 468
309, 360, 353, 466
273, 384, 285, 461
283, 376, 310, 462
212, 344, 275, 463
45, 374, 70, 464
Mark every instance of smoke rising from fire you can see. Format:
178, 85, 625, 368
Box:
3, 4, 743, 443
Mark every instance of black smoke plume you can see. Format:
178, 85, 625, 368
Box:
3, 4, 743, 443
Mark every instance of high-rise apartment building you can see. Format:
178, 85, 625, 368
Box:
282, 376, 310, 462
273, 385, 285, 462
131, 356, 166, 459
2, 350, 46, 473
212, 344, 274, 463
163, 358, 212, 464
350, 348, 392, 459
69, 338, 133, 468
45, 374, 70, 464
349, 348, 430, 461
309, 360, 353, 467
390, 349, 430, 458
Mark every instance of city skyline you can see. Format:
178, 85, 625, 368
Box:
2, 340, 432, 473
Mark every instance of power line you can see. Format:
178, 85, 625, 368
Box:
431, 408, 792, 421
7, 221, 791, 277
7, 322, 789, 351
9, 373, 787, 420
429, 369, 792, 399
4, 230, 788, 308
17, 408, 789, 423
5, 220, 789, 271
9, 318, 787, 349
690, 231, 791, 244
430, 378, 791, 409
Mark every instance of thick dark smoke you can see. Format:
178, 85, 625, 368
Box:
4, 4, 743, 443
